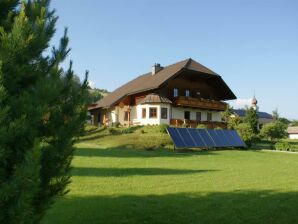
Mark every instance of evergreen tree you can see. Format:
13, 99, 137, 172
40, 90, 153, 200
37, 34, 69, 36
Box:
0, 1, 88, 223
244, 107, 259, 134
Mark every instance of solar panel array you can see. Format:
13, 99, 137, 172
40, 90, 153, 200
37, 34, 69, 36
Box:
166, 127, 246, 149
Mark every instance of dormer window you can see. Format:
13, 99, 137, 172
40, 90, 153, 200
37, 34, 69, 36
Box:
173, 88, 178, 97
185, 90, 190, 97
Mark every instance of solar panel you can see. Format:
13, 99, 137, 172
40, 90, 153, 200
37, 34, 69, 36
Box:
207, 129, 224, 147
229, 130, 246, 147
166, 127, 186, 148
176, 128, 197, 147
166, 127, 245, 149
187, 128, 207, 147
219, 129, 233, 147
217, 129, 231, 147
197, 129, 216, 147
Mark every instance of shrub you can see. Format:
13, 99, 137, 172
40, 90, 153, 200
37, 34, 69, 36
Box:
197, 124, 207, 129
139, 129, 145, 134
214, 127, 223, 130
108, 128, 119, 135
112, 122, 121, 128
181, 123, 188, 128
121, 127, 134, 134
275, 141, 290, 151
158, 124, 169, 133
260, 121, 287, 141
227, 116, 241, 130
235, 123, 256, 147
84, 124, 98, 133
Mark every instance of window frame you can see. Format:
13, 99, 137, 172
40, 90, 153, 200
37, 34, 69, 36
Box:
149, 107, 158, 119
173, 88, 178, 97
184, 111, 190, 120
124, 111, 129, 121
185, 89, 190, 97
142, 108, 146, 119
161, 107, 168, 119
207, 112, 212, 121
196, 112, 202, 121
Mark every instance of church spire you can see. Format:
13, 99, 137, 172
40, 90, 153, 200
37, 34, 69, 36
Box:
252, 95, 258, 110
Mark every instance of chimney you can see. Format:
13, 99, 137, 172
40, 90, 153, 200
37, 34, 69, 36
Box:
151, 63, 163, 75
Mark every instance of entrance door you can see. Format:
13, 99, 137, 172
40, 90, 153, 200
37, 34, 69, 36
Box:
97, 113, 101, 125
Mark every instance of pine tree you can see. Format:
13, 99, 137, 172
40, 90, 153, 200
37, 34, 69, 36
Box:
0, 1, 88, 223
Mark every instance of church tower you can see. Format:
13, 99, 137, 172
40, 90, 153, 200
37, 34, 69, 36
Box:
251, 95, 258, 110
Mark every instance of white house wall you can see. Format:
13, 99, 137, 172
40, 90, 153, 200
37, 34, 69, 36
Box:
108, 105, 222, 126
171, 107, 221, 122
289, 134, 298, 140
135, 104, 171, 125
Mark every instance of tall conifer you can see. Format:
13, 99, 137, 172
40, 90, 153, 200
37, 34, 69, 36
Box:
0, 1, 88, 222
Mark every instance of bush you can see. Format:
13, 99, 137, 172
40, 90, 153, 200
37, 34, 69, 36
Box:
84, 124, 98, 133
112, 122, 120, 128
121, 127, 134, 134
260, 121, 287, 141
181, 123, 188, 128
108, 128, 119, 135
227, 116, 241, 130
139, 129, 145, 134
235, 123, 256, 147
158, 124, 169, 133
275, 141, 290, 151
197, 124, 207, 129
214, 127, 223, 130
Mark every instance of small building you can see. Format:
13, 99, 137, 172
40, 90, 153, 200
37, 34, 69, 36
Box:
287, 127, 298, 140
88, 58, 237, 128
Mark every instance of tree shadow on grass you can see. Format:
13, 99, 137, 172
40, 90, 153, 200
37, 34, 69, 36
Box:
74, 146, 217, 158
43, 190, 298, 224
71, 167, 218, 177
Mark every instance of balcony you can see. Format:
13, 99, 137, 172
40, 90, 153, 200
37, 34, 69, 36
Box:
170, 119, 227, 129
173, 96, 227, 111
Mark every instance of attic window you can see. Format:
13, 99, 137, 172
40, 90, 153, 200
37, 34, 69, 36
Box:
185, 90, 190, 97
173, 88, 178, 97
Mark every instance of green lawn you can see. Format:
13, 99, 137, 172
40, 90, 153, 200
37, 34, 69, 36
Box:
42, 127, 298, 224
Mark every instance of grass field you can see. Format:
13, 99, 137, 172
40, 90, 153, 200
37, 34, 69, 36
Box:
42, 126, 298, 224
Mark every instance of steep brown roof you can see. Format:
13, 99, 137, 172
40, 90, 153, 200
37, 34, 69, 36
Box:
139, 93, 172, 105
92, 58, 235, 109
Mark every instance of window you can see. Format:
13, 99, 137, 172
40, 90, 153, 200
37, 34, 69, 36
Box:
184, 111, 190, 120
173, 88, 178, 97
185, 90, 190, 97
207, 112, 212, 121
124, 111, 129, 121
196, 112, 201, 121
161, 107, 168, 119
149, 107, 157, 118
142, 108, 146, 119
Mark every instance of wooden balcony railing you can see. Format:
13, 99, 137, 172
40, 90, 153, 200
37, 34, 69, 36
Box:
173, 96, 227, 111
170, 119, 227, 129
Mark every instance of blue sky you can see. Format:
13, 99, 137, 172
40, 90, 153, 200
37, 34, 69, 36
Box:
50, 0, 298, 119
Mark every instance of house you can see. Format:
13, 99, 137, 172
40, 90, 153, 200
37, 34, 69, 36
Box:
287, 127, 298, 139
88, 58, 236, 128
